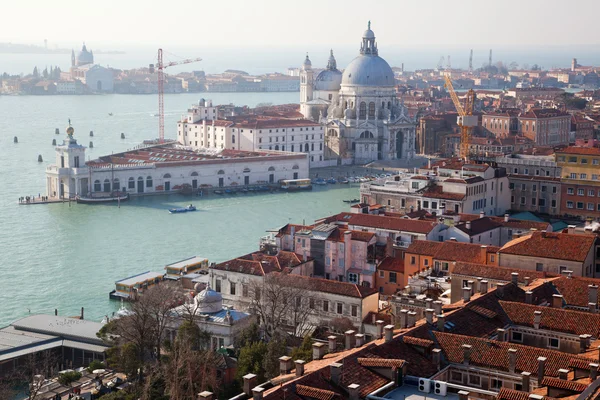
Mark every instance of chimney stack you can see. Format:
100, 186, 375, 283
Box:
437, 315, 446, 332
466, 221, 472, 230
345, 330, 355, 350
399, 309, 409, 328
537, 356, 547, 383
497, 328, 506, 342
589, 285, 599, 308
425, 298, 433, 310
252, 387, 264, 400
590, 363, 599, 380
524, 277, 530, 286
328, 335, 337, 353
480, 280, 489, 294
496, 283, 506, 297
552, 294, 563, 308
355, 333, 365, 347
243, 374, 257, 396
375, 320, 384, 339
508, 348, 517, 373
534, 311, 542, 329
433, 300, 443, 315
330, 363, 343, 385
463, 286, 472, 302
511, 272, 519, 285
425, 309, 435, 324
279, 356, 292, 375
348, 384, 360, 400
580, 335, 589, 353
458, 391, 470, 400
521, 372, 531, 392
384, 325, 394, 343
590, 303, 598, 313
504, 213, 509, 222
558, 369, 569, 380
312, 342, 326, 360
198, 392, 213, 400
407, 311, 417, 327
462, 344, 472, 365
295, 360, 305, 377
480, 245, 487, 262
525, 291, 533, 304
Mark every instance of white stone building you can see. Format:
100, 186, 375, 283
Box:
45, 123, 309, 199
300, 23, 417, 165
69, 43, 114, 93
177, 99, 326, 167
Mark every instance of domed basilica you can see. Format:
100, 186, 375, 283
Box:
300, 22, 416, 164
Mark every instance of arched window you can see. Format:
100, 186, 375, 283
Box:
275, 145, 279, 151
94, 180, 101, 192
191, 171, 198, 176
232, 135, 235, 144
268, 166, 275, 171
103, 179, 111, 192
113, 178, 120, 191
344, 101, 348, 109
388, 101, 391, 109
382, 102, 385, 109
163, 173, 171, 179
359, 102, 366, 119
360, 131, 374, 139
146, 176, 153, 188
327, 129, 337, 137
128, 177, 135, 189
217, 170, 225, 175
368, 102, 375, 118
292, 164, 299, 170
243, 167, 251, 173
304, 143, 309, 152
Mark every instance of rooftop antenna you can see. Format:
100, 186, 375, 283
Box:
469, 49, 473, 73
446, 55, 451, 70
489, 49, 493, 67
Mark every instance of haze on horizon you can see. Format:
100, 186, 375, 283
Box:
3, 0, 599, 49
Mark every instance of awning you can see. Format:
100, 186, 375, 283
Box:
62, 340, 109, 353
0, 339, 63, 362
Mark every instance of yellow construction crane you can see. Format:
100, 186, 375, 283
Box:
444, 74, 476, 160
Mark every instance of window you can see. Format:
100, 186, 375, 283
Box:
520, 197, 526, 205
389, 272, 397, 283
532, 184, 537, 192
577, 202, 584, 209
531, 198, 536, 206
351, 305, 358, 317
379, 270, 384, 278
309, 298, 315, 309
536, 263, 544, 271
581, 174, 588, 179
588, 203, 595, 210
323, 301, 329, 312
491, 379, 503, 390
424, 259, 429, 266
552, 200, 557, 208
567, 201, 574, 209
569, 156, 577, 163
146, 176, 153, 188
348, 273, 358, 284
548, 338, 559, 349
410, 256, 416, 265
567, 188, 574, 195
541, 185, 547, 192
423, 200, 429, 208
242, 284, 248, 297
553, 186, 557, 194
539, 199, 546, 207
450, 371, 463, 383
581, 158, 588, 164
594, 159, 599, 165
336, 303, 343, 314
230, 282, 236, 295
128, 178, 135, 189
570, 173, 577, 179
512, 331, 523, 342
468, 375, 481, 386
589, 190, 595, 197
215, 279, 221, 292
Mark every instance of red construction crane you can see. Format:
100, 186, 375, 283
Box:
149, 49, 202, 143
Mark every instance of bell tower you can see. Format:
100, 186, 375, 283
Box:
300, 53, 314, 118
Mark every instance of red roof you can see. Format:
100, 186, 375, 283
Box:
212, 251, 304, 276
499, 231, 596, 262
377, 256, 405, 273
556, 146, 600, 156
541, 377, 588, 392
552, 276, 600, 307
270, 272, 378, 299
323, 213, 438, 235
406, 240, 499, 264
497, 388, 555, 400
452, 262, 550, 284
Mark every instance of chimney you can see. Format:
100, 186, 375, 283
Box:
521, 372, 531, 392
480, 280, 489, 294
432, 348, 442, 370
480, 210, 485, 219
252, 387, 264, 400
198, 392, 213, 400
580, 335, 589, 353
590, 363, 599, 380
496, 282, 506, 297
475, 277, 483, 293
295, 360, 305, 377
462, 344, 472, 365
345, 330, 356, 350
437, 315, 445, 332
534, 311, 542, 329
497, 328, 506, 342
537, 356, 547, 383
312, 342, 326, 360
463, 286, 472, 302
279, 356, 292, 375
511, 272, 519, 285
425, 298, 433, 310
355, 333, 365, 347
243, 374, 257, 396
525, 291, 533, 304
330, 363, 343, 385
558, 369, 569, 380
458, 391, 470, 400
328, 335, 337, 353
552, 294, 563, 308
590, 285, 599, 307
407, 311, 417, 327
466, 221, 472, 230
399, 309, 409, 328
590, 303, 597, 313
508, 348, 517, 373
425, 309, 435, 324
384, 325, 394, 343
568, 224, 576, 234
504, 213, 509, 222
524, 277, 530, 286
348, 384, 360, 400
433, 300, 443, 315
375, 320, 384, 339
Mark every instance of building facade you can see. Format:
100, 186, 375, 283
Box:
556, 147, 600, 219
519, 109, 571, 147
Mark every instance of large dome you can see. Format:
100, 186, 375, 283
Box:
315, 69, 342, 91
341, 55, 395, 87
194, 286, 223, 314
76, 43, 94, 66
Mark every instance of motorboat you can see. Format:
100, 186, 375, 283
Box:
326, 178, 337, 184
169, 205, 197, 214
343, 199, 360, 204
339, 177, 349, 184
214, 190, 224, 195
312, 178, 327, 185
108, 113, 113, 116
76, 192, 129, 204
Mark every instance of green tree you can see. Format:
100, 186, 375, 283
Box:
290, 334, 313, 362
236, 341, 268, 382
176, 320, 210, 351
263, 333, 288, 379
32, 67, 39, 78
234, 322, 261, 354
57, 371, 81, 387
87, 360, 106, 373
106, 343, 142, 379
42, 67, 48, 79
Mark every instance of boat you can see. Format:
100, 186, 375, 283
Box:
312, 178, 327, 186
76, 192, 129, 204
343, 199, 360, 204
280, 178, 312, 191
214, 190, 224, 195
108, 113, 113, 116
339, 177, 349, 184
326, 177, 337, 184
169, 204, 197, 214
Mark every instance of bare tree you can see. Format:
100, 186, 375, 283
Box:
15, 350, 61, 400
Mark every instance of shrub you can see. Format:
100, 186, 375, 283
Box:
87, 360, 106, 373
58, 371, 82, 387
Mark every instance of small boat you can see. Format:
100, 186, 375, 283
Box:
240, 188, 249, 193
108, 112, 113, 116
76, 192, 129, 204
225, 189, 234, 194
214, 190, 224, 195
312, 178, 327, 186
339, 178, 349, 184
169, 205, 197, 214
343, 199, 361, 204
326, 178, 337, 184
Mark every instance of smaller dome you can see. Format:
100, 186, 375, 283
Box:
363, 29, 375, 39
315, 69, 342, 91
194, 282, 205, 292
303, 54, 312, 70
194, 285, 223, 314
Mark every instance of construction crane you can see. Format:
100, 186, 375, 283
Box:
446, 55, 451, 70
437, 56, 445, 70
149, 49, 202, 143
444, 74, 476, 160
468, 49, 473, 73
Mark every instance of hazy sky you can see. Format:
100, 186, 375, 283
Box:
3, 0, 599, 48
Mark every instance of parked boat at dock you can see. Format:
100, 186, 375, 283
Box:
76, 192, 129, 204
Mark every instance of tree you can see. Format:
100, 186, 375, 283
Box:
57, 371, 81, 387
19, 350, 61, 400
105, 343, 142, 379
236, 341, 268, 382
263, 333, 288, 379
290, 334, 313, 362
87, 360, 106, 373
330, 317, 356, 334
234, 322, 261, 355
509, 61, 519, 70
42, 67, 48, 79
32, 67, 39, 78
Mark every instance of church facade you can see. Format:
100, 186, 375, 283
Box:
69, 44, 114, 93
300, 23, 416, 165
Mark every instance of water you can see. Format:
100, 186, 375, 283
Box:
0, 92, 360, 326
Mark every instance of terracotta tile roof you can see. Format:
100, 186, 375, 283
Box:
357, 358, 406, 368
569, 358, 600, 371
499, 231, 596, 262
499, 300, 600, 336
541, 377, 588, 392
520, 108, 570, 119
402, 336, 434, 349
350, 230, 376, 242
362, 310, 392, 325
469, 305, 498, 319
434, 331, 593, 377
455, 217, 503, 236
404, 240, 444, 257
552, 276, 600, 308
295, 385, 340, 400
497, 388, 556, 400
406, 240, 499, 264
212, 250, 306, 276
271, 272, 378, 299
556, 146, 600, 156
275, 223, 313, 238
323, 213, 438, 234
421, 184, 466, 201
377, 256, 405, 273
489, 216, 552, 231
452, 262, 551, 284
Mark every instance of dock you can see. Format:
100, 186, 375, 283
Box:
18, 196, 73, 206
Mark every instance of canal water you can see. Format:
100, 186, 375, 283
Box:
0, 92, 359, 326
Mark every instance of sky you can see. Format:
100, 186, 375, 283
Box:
2, 0, 600, 48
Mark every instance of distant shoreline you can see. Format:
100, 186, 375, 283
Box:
0, 43, 125, 55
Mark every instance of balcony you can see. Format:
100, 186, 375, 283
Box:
393, 240, 411, 248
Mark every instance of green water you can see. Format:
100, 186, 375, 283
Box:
0, 92, 359, 326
